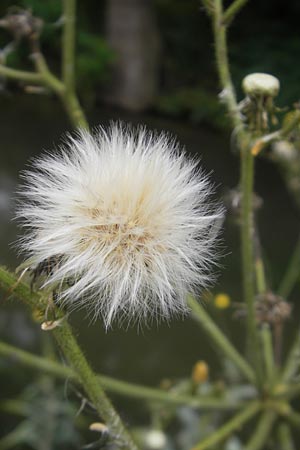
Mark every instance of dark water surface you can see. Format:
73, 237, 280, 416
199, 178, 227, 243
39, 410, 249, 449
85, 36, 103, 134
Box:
1, 94, 299, 424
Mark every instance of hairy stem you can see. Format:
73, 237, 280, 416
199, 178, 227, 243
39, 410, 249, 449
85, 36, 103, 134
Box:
188, 295, 256, 383
0, 266, 138, 449
52, 321, 139, 450
191, 401, 261, 450
0, 340, 243, 410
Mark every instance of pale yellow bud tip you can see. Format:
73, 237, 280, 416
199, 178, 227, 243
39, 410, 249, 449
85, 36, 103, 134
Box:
89, 422, 109, 433
192, 360, 209, 384
242, 73, 280, 97
214, 293, 231, 309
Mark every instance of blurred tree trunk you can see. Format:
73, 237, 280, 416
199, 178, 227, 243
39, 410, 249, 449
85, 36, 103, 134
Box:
105, 0, 161, 111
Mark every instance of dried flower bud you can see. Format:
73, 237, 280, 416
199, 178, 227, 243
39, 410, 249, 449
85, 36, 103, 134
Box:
242, 73, 280, 98
0, 8, 43, 41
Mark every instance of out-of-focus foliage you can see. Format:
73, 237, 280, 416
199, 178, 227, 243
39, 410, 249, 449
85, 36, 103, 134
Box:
0, 0, 114, 101
1, 0, 300, 126
0, 381, 82, 449
157, 87, 229, 130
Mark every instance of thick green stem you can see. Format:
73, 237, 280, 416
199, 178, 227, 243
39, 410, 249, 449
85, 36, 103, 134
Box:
278, 234, 300, 298
244, 411, 276, 450
188, 295, 256, 383
62, 0, 76, 94
0, 340, 242, 410
52, 322, 139, 450
0, 266, 138, 449
191, 401, 261, 450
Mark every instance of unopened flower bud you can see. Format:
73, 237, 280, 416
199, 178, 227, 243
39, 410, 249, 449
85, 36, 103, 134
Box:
242, 73, 280, 98
144, 430, 167, 450
214, 292, 231, 309
192, 360, 209, 384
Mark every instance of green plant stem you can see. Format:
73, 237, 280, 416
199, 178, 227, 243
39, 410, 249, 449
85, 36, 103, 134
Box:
0, 340, 242, 411
52, 321, 139, 450
285, 409, 300, 430
241, 143, 260, 365
261, 324, 275, 386
255, 255, 266, 295
0, 265, 45, 311
212, 0, 242, 131
0, 65, 43, 83
0, 266, 138, 450
222, 0, 249, 25
188, 295, 255, 383
278, 233, 300, 298
62, 0, 76, 94
0, 0, 88, 130
251, 110, 300, 157
244, 411, 276, 450
191, 401, 261, 450
277, 423, 296, 450
281, 328, 300, 382
283, 384, 300, 400
211, 0, 261, 375
32, 52, 88, 129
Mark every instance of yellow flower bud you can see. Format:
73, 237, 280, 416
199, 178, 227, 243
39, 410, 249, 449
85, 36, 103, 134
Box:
192, 360, 209, 384
214, 293, 231, 309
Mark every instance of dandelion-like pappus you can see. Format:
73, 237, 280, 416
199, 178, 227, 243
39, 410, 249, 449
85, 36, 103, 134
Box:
17, 123, 223, 328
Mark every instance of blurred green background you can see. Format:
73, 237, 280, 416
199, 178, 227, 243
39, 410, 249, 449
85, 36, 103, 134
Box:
0, 1, 300, 448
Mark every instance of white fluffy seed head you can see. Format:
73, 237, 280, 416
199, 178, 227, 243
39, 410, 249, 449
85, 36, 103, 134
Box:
17, 123, 224, 328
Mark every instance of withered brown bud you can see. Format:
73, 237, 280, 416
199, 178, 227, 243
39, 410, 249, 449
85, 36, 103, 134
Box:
0, 8, 43, 41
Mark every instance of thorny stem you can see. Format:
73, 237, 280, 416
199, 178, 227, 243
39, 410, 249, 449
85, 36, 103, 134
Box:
0, 340, 243, 411
0, 266, 138, 450
210, 0, 261, 380
244, 411, 276, 450
188, 295, 256, 383
191, 401, 261, 450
